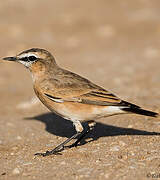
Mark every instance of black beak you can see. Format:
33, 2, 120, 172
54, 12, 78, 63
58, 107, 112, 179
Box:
3, 56, 17, 61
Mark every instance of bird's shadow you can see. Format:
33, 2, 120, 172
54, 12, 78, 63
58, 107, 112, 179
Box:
25, 112, 160, 146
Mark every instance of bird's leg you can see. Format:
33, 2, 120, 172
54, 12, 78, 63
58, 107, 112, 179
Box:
34, 120, 96, 157
68, 120, 96, 148
35, 131, 81, 157
35, 121, 84, 156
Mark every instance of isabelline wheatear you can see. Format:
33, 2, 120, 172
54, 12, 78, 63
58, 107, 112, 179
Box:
3, 48, 159, 156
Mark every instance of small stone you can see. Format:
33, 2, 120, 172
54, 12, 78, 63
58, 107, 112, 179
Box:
46, 143, 54, 147
57, 137, 62, 140
12, 146, 18, 150
12, 168, 20, 175
96, 159, 101, 163
110, 145, 120, 152
119, 141, 126, 147
23, 162, 32, 166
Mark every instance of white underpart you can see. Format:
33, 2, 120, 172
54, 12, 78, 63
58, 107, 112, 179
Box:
92, 106, 125, 118
18, 53, 38, 67
54, 104, 125, 122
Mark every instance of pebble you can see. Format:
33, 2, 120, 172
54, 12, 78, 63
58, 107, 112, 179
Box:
96, 159, 101, 163
119, 141, 126, 147
110, 145, 120, 152
46, 143, 54, 147
23, 162, 32, 166
12, 168, 20, 175
11, 146, 18, 150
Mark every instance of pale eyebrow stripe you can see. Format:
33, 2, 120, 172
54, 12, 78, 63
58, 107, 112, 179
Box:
18, 53, 38, 59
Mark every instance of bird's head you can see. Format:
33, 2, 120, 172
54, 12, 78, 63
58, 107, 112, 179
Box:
3, 48, 57, 69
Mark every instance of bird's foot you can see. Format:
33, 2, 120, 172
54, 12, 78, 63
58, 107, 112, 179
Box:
35, 146, 64, 157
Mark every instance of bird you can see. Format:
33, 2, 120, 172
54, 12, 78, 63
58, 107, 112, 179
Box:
3, 48, 159, 156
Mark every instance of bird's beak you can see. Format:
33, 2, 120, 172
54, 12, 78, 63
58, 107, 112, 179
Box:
3, 56, 17, 61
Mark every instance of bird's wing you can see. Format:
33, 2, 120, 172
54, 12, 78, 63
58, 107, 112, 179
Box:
44, 89, 139, 108
42, 69, 140, 108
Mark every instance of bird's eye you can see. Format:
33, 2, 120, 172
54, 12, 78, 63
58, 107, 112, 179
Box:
28, 56, 37, 61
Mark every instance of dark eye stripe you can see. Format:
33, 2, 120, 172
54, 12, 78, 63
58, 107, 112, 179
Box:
20, 57, 29, 62
20, 56, 37, 62
28, 56, 37, 61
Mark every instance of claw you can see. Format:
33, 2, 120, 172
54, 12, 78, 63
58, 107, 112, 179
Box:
34, 151, 62, 156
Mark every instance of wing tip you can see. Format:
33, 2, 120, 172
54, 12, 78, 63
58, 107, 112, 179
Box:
122, 107, 159, 117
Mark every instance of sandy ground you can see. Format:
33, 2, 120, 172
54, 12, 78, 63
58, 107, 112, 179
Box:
1, 0, 160, 179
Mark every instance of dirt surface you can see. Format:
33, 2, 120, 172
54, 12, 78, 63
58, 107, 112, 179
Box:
1, 0, 160, 180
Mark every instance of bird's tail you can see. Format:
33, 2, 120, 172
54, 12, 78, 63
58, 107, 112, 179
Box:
120, 101, 159, 117
122, 107, 158, 117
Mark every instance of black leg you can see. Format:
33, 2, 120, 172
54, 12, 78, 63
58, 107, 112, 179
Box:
68, 120, 96, 148
35, 131, 81, 157
35, 121, 96, 157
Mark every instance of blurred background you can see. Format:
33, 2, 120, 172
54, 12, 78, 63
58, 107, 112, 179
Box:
1, 0, 160, 179
1, 0, 160, 106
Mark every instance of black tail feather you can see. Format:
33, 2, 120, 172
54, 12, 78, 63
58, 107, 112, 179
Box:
122, 107, 158, 117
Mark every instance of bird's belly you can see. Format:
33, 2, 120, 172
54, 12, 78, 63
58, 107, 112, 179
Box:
41, 98, 124, 121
